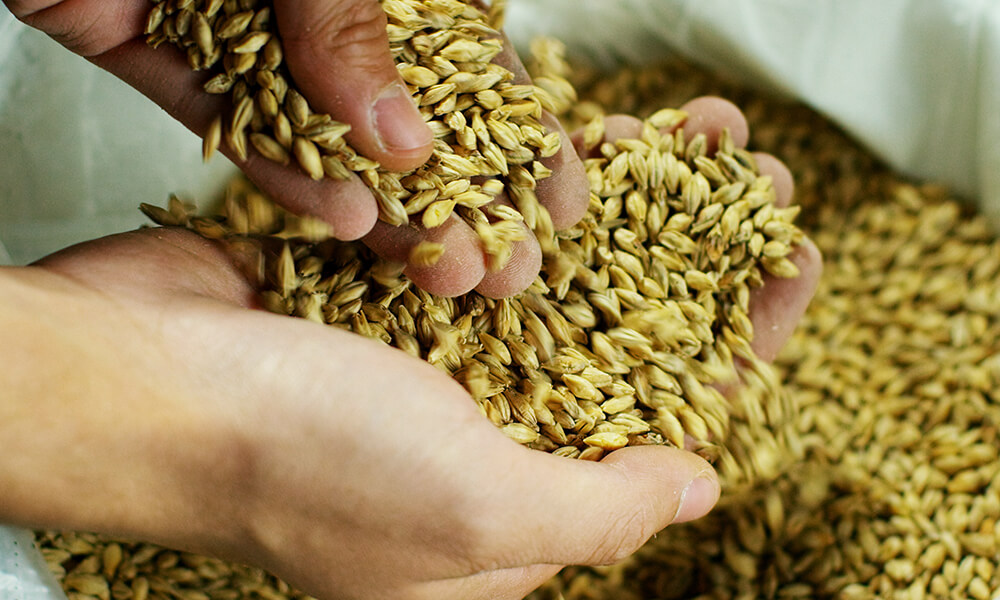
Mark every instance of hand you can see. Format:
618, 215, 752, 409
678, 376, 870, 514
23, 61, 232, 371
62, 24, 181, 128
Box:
3, 0, 589, 299
570, 96, 822, 361
2, 159, 817, 600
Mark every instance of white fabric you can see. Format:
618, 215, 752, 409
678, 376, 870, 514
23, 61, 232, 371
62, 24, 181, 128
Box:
506, 0, 1000, 225
0, 527, 65, 600
0, 8, 238, 266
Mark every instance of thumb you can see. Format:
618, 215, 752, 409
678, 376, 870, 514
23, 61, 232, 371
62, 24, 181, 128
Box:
487, 445, 720, 568
275, 0, 433, 171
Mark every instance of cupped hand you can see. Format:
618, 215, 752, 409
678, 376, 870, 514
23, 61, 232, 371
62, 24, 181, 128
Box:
3, 0, 589, 298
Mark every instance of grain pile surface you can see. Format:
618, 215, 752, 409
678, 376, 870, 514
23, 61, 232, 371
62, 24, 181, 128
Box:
35, 20, 1000, 600
528, 62, 1000, 600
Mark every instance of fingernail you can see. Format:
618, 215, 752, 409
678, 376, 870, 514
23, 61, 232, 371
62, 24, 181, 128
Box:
373, 81, 432, 154
672, 473, 720, 524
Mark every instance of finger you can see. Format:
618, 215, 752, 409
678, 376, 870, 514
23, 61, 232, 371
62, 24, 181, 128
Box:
92, 40, 379, 240
747, 151, 817, 361
10, 0, 146, 57
752, 152, 795, 207
363, 216, 486, 298
493, 38, 589, 230
473, 194, 543, 298
749, 237, 823, 362
571, 114, 643, 158
363, 214, 542, 299
480, 445, 719, 568
364, 191, 543, 298
533, 114, 591, 229
474, 230, 542, 299
677, 96, 750, 155
571, 97, 750, 161
275, 0, 433, 172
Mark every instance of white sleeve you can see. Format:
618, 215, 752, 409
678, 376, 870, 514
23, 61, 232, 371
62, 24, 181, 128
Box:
506, 0, 1000, 224
0, 526, 65, 600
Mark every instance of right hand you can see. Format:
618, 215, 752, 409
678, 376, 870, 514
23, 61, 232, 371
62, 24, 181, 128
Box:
570, 95, 822, 361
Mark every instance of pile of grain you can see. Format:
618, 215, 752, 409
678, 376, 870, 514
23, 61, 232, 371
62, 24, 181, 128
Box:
36, 13, 1000, 600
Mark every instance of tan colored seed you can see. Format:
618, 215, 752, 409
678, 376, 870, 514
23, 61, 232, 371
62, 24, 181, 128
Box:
292, 136, 323, 180
400, 64, 439, 87
422, 199, 457, 228
202, 115, 222, 163
250, 132, 289, 165
231, 30, 271, 54
409, 241, 445, 267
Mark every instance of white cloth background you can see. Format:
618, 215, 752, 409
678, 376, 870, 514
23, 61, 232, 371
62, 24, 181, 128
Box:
0, 10, 238, 266
504, 0, 1000, 225
3, 0, 1000, 596
0, 527, 64, 600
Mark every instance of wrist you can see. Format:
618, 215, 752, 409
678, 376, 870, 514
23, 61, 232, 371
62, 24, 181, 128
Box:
0, 266, 245, 553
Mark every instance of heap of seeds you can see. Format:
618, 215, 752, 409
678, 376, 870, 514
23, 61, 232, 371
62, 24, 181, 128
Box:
140, 100, 803, 491
144, 0, 569, 271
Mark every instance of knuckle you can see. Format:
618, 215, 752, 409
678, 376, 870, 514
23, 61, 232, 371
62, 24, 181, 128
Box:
289, 0, 389, 56
591, 504, 655, 565
448, 512, 502, 574
440, 490, 527, 576
17, 2, 119, 57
